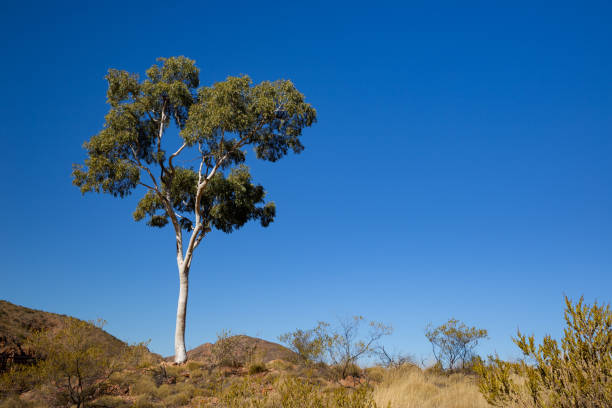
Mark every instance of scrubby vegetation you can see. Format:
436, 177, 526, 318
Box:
373, 364, 489, 408
476, 296, 611, 408
1, 297, 610, 407
1, 355, 487, 408
0, 318, 153, 407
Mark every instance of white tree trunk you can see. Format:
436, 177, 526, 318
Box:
174, 265, 189, 363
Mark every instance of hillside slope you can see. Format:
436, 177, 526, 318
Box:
0, 300, 141, 372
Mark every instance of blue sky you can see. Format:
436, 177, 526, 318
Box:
1, 1, 611, 362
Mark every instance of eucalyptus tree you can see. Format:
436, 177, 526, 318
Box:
73, 56, 316, 363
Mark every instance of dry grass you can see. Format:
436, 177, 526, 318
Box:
372, 365, 490, 408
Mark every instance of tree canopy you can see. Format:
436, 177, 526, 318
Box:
73, 56, 316, 240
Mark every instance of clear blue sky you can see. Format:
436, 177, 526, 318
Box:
1, 1, 611, 362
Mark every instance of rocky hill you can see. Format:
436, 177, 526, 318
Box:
0, 300, 141, 372
166, 334, 298, 365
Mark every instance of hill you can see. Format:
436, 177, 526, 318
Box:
0, 300, 151, 373
165, 334, 298, 365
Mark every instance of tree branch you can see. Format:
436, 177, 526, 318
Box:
168, 143, 187, 171
157, 101, 168, 176
129, 146, 160, 190
137, 182, 156, 191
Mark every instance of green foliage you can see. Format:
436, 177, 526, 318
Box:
73, 55, 316, 236
476, 296, 612, 408
330, 385, 378, 408
425, 318, 488, 371
0, 318, 148, 408
279, 322, 329, 364
277, 376, 325, 408
277, 377, 378, 408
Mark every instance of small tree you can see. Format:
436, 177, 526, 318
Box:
425, 318, 488, 371
278, 322, 329, 364
325, 316, 393, 378
73, 56, 316, 363
476, 296, 612, 408
210, 330, 259, 368
0, 318, 148, 407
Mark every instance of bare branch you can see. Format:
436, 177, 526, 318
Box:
168, 143, 187, 171
137, 182, 156, 191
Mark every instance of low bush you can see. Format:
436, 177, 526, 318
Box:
248, 362, 267, 375
475, 296, 612, 408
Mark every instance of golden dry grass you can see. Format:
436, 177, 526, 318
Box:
373, 365, 491, 408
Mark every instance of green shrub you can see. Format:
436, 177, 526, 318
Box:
162, 392, 191, 407
0, 318, 148, 408
267, 359, 295, 371
279, 323, 328, 364
277, 377, 324, 408
190, 367, 205, 379
331, 385, 378, 408
476, 296, 612, 408
130, 375, 158, 396
186, 361, 203, 371
220, 377, 268, 408
248, 362, 267, 375
94, 395, 133, 408
276, 377, 378, 408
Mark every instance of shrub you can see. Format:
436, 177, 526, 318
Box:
280, 317, 392, 379
211, 330, 257, 368
248, 362, 267, 375
94, 396, 133, 408
186, 361, 203, 371
332, 362, 362, 379
276, 376, 378, 408
279, 323, 328, 364
277, 376, 325, 408
425, 318, 488, 371
476, 296, 612, 408
0, 318, 148, 408
331, 385, 378, 408
220, 377, 268, 408
364, 366, 386, 383
130, 375, 158, 396
0, 395, 33, 408
161, 391, 191, 407
373, 346, 415, 369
